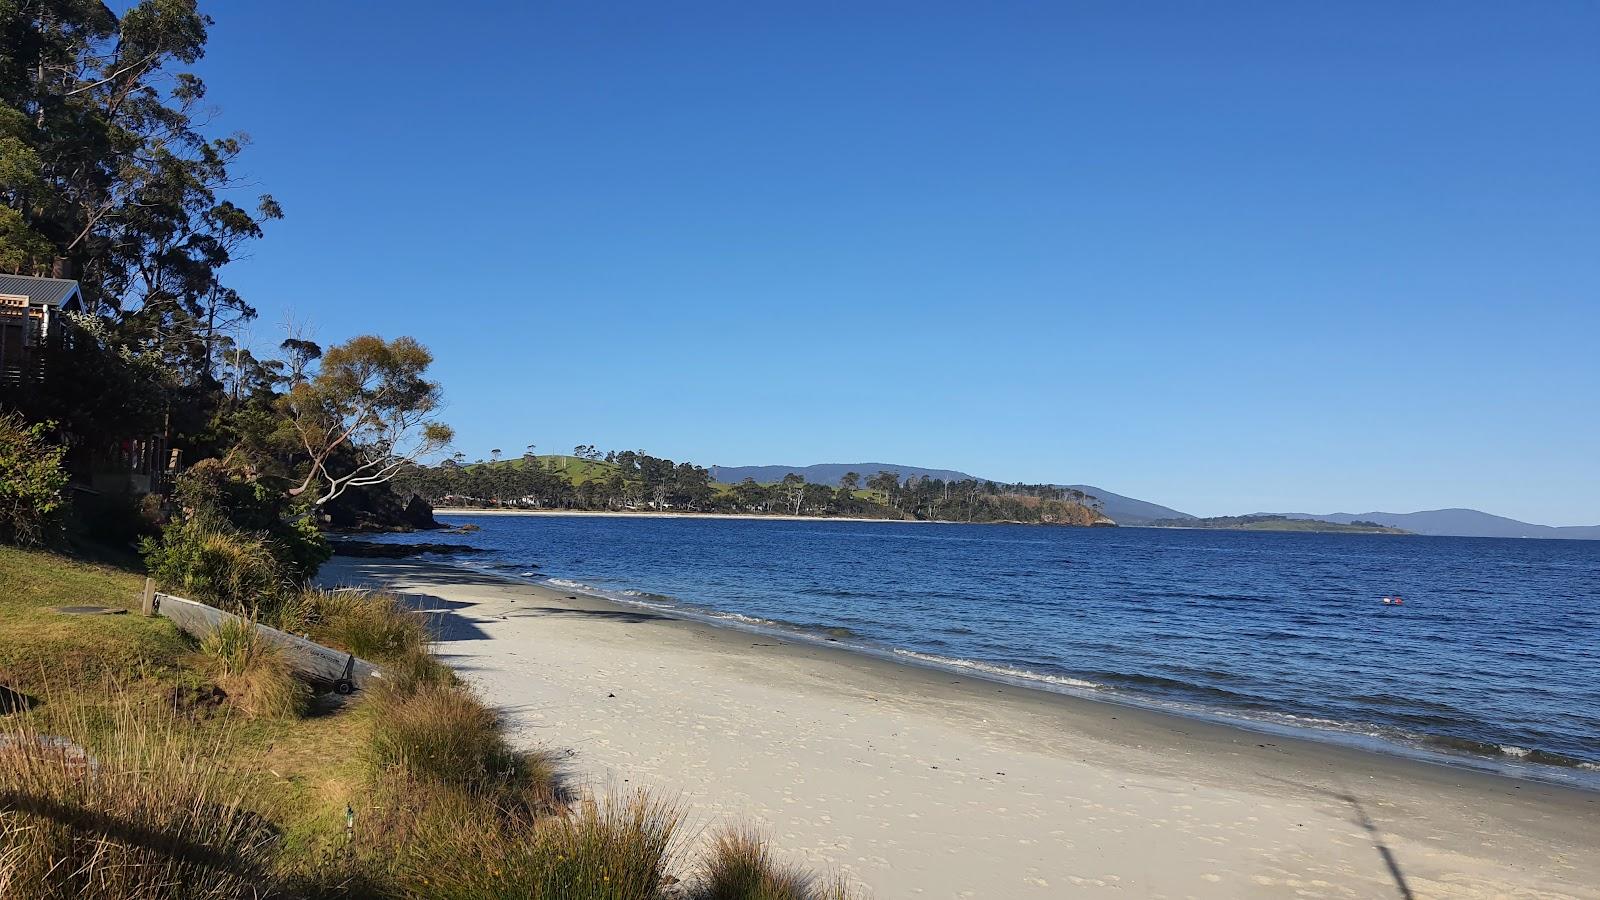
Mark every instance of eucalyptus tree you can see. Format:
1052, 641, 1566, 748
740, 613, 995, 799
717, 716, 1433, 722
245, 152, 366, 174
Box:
283, 335, 453, 507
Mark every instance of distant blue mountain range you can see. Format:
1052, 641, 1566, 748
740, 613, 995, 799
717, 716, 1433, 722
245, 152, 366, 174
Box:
1269, 509, 1600, 541
711, 462, 1599, 538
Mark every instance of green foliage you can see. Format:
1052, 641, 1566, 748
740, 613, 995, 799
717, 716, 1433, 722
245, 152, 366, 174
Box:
283, 334, 453, 507
199, 619, 308, 720
408, 450, 1107, 526
142, 461, 331, 615
142, 518, 287, 615
69, 490, 161, 550
174, 459, 331, 582
0, 413, 69, 547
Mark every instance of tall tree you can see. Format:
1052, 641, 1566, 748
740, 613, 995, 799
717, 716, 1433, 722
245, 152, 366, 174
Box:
283, 335, 452, 507
779, 472, 807, 516
1, 0, 280, 371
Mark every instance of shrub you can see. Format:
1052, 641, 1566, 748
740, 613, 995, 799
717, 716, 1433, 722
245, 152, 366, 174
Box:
378, 645, 458, 697
70, 490, 160, 549
0, 414, 69, 548
149, 460, 332, 600
695, 829, 810, 900
142, 518, 289, 615
0, 701, 282, 899
199, 619, 308, 719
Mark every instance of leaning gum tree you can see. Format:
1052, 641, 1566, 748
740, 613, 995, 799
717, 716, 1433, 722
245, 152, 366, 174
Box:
284, 335, 453, 507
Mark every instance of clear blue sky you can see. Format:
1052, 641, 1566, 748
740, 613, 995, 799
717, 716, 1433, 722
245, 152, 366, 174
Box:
193, 2, 1598, 524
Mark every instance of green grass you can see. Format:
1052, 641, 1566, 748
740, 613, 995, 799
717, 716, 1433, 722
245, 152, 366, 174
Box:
0, 546, 192, 697
467, 454, 620, 486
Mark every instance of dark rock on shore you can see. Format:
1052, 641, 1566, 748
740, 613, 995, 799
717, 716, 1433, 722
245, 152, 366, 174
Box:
322, 482, 444, 532
330, 540, 486, 559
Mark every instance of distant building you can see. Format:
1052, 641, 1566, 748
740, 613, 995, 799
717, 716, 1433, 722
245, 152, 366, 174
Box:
0, 274, 82, 388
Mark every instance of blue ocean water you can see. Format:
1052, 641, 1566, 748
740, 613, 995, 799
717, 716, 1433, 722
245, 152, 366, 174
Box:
392, 515, 1600, 784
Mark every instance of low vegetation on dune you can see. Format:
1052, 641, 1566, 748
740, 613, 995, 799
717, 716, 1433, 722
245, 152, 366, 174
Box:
200, 619, 309, 720
693, 829, 858, 900
294, 588, 433, 663
0, 547, 863, 899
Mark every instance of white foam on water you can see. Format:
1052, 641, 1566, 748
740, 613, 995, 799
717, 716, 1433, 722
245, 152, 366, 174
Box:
1500, 745, 1531, 758
705, 610, 777, 627
546, 578, 596, 591
891, 648, 1102, 690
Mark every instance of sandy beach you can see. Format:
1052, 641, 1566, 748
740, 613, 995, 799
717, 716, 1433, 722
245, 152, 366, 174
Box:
320, 556, 1600, 899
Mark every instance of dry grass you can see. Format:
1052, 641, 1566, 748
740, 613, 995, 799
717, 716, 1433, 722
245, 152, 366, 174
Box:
294, 588, 433, 664
0, 701, 281, 899
375, 790, 681, 900
200, 619, 309, 720
364, 681, 521, 793
692, 828, 859, 900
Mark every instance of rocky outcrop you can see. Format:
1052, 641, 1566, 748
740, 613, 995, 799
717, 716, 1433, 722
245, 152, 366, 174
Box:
322, 482, 443, 532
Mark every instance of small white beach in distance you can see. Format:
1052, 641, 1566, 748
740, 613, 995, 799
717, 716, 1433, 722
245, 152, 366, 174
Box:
321, 556, 1600, 899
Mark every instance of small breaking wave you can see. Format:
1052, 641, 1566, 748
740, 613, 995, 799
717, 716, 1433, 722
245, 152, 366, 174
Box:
546, 577, 598, 592
891, 649, 1102, 691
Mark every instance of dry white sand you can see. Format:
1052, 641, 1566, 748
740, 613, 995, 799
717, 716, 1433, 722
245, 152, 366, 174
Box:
321, 556, 1600, 899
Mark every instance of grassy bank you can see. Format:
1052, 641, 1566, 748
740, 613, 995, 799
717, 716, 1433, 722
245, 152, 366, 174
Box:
0, 547, 859, 898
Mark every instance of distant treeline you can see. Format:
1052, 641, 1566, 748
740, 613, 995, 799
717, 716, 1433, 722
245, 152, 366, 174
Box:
395, 449, 1110, 526
1147, 515, 1407, 534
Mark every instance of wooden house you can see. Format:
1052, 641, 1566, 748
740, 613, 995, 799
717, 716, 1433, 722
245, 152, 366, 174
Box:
0, 274, 82, 389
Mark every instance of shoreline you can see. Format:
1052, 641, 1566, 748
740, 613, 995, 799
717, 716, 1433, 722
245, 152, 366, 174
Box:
321, 555, 1600, 898
435, 507, 1114, 527
464, 556, 1598, 787
437, 507, 922, 524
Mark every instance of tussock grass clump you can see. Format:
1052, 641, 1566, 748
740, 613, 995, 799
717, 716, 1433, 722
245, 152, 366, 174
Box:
297, 588, 432, 663
691, 828, 861, 900
365, 681, 520, 792
199, 619, 308, 720
0, 702, 280, 899
381, 791, 680, 900
380, 646, 458, 696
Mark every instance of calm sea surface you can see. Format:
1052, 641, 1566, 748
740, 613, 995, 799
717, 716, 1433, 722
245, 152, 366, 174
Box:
387, 515, 1600, 785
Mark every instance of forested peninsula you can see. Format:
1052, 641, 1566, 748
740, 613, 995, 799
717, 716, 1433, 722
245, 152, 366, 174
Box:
1146, 515, 1410, 534
398, 451, 1114, 527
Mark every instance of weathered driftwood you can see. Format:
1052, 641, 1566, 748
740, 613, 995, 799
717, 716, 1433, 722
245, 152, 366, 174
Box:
154, 592, 383, 692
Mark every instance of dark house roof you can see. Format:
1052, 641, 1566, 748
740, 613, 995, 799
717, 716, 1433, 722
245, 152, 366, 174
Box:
0, 274, 83, 309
